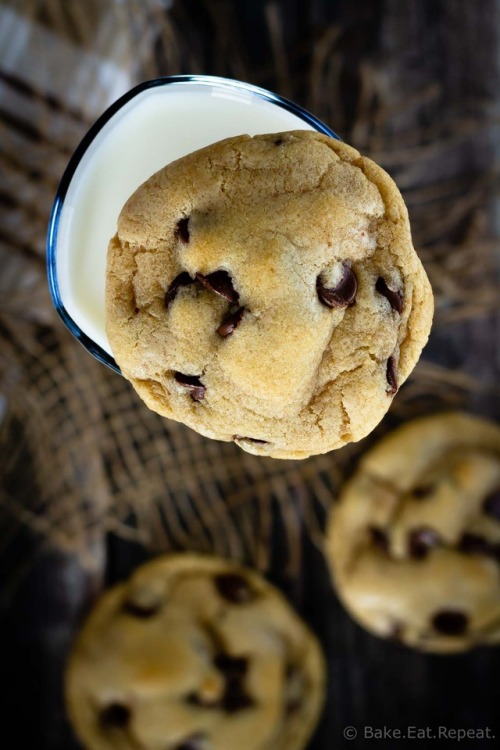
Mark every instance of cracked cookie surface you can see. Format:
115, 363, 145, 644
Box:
106, 131, 433, 458
66, 553, 325, 750
326, 413, 500, 653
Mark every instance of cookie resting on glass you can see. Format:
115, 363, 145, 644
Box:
326, 412, 500, 653
106, 131, 433, 459
66, 553, 325, 750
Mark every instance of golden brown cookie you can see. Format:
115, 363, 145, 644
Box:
106, 131, 433, 459
326, 412, 500, 653
66, 553, 325, 750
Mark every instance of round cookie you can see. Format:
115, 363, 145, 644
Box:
106, 131, 433, 459
326, 412, 500, 653
66, 553, 325, 750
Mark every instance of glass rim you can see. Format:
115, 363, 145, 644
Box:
46, 74, 340, 374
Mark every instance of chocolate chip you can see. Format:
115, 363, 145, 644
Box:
386, 356, 398, 395
409, 527, 441, 559
217, 307, 244, 337
285, 663, 299, 678
458, 533, 500, 561
214, 573, 255, 603
458, 533, 492, 556
214, 654, 253, 713
165, 272, 195, 307
432, 610, 468, 636
176, 217, 190, 244
316, 264, 357, 308
196, 271, 239, 303
369, 526, 389, 552
175, 734, 206, 750
222, 685, 254, 713
233, 436, 268, 445
285, 697, 302, 715
411, 484, 434, 499
389, 623, 405, 642
214, 653, 248, 677
274, 137, 285, 146
123, 600, 159, 618
483, 488, 500, 521
174, 373, 206, 401
375, 277, 403, 313
99, 704, 130, 729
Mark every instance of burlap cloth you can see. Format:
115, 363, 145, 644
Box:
1, 0, 499, 588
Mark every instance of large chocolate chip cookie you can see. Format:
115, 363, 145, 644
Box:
326, 412, 500, 653
66, 553, 325, 750
106, 131, 433, 458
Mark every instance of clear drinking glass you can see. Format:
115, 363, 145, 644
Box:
47, 75, 339, 373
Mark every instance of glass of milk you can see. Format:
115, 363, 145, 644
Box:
47, 75, 339, 372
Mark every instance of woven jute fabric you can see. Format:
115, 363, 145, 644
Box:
1, 0, 499, 584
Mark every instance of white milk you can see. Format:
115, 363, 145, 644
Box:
54, 81, 328, 355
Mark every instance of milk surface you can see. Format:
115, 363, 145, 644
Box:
55, 82, 326, 355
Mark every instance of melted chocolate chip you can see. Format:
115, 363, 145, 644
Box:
458, 534, 500, 561
214, 654, 253, 713
176, 217, 190, 244
123, 600, 159, 618
99, 704, 130, 729
316, 264, 357, 308
409, 527, 441, 559
483, 488, 500, 521
175, 734, 206, 750
214, 653, 248, 677
285, 697, 302, 715
370, 526, 389, 552
389, 623, 405, 642
174, 373, 206, 401
386, 356, 398, 395
217, 307, 244, 337
458, 533, 492, 556
233, 436, 268, 445
223, 684, 254, 712
411, 484, 434, 499
375, 277, 403, 313
165, 272, 195, 307
274, 137, 285, 146
432, 610, 468, 636
285, 663, 299, 679
196, 271, 239, 303
214, 573, 255, 603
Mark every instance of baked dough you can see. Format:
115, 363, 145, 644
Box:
326, 412, 500, 652
106, 131, 433, 458
66, 553, 325, 750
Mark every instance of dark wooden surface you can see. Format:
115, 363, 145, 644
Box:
1, 1, 500, 749
3, 527, 500, 750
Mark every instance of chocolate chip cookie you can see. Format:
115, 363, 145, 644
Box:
106, 131, 433, 459
326, 412, 500, 652
66, 553, 325, 750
